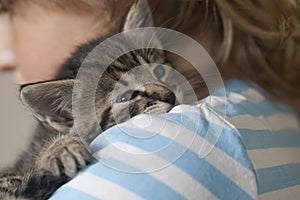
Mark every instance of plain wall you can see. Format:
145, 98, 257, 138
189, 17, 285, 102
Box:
0, 73, 35, 169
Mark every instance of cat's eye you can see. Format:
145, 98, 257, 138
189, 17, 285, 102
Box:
117, 90, 139, 103
154, 65, 165, 79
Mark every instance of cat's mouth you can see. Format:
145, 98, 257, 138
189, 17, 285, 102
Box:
144, 102, 174, 114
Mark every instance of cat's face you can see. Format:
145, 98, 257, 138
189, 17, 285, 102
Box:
19, 0, 179, 139
94, 50, 176, 130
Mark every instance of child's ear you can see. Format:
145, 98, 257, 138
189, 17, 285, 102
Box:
122, 0, 153, 31
20, 79, 75, 134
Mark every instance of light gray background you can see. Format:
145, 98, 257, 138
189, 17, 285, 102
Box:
0, 73, 35, 169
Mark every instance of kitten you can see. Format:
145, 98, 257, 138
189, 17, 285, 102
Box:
0, 0, 187, 199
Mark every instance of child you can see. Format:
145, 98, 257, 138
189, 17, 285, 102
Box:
1, 0, 299, 111
0, 0, 299, 199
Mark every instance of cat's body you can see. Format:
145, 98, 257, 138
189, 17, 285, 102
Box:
0, 1, 183, 199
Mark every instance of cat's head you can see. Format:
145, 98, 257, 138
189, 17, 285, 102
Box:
20, 65, 176, 136
20, 0, 178, 139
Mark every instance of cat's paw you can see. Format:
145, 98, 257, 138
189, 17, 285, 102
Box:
36, 136, 92, 178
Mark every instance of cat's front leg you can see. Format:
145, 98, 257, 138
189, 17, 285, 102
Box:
36, 135, 92, 178
3, 135, 94, 199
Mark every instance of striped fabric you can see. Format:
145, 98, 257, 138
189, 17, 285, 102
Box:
50, 79, 300, 200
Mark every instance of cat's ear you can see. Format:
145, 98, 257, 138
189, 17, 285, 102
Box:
20, 79, 74, 133
122, 0, 153, 31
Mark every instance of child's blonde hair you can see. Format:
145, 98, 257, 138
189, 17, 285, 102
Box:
175, 0, 300, 113
1, 0, 300, 112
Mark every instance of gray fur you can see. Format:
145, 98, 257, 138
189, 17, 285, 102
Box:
0, 0, 179, 199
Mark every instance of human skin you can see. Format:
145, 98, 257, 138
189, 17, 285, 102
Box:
0, 1, 133, 84
0, 0, 212, 88
0, 14, 14, 71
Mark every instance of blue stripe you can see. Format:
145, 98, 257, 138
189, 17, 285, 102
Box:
256, 163, 300, 194
168, 147, 254, 199
50, 186, 100, 200
164, 112, 254, 170
88, 152, 254, 200
81, 159, 186, 200
91, 112, 253, 170
212, 79, 252, 97
220, 79, 267, 97
213, 100, 294, 117
92, 129, 254, 199
90, 126, 175, 153
239, 129, 300, 150
212, 79, 294, 115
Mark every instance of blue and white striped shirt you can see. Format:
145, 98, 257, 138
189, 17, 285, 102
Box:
50, 79, 300, 200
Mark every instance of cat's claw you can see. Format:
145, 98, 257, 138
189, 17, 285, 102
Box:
36, 136, 92, 178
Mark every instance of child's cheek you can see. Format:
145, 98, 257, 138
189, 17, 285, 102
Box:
0, 14, 15, 72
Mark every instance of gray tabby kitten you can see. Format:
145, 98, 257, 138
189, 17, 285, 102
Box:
0, 0, 182, 199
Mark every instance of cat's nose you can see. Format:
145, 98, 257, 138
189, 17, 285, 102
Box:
162, 92, 176, 105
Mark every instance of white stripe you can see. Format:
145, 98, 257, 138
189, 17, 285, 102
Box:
228, 92, 247, 104
64, 173, 143, 200
122, 114, 258, 199
227, 88, 264, 104
259, 185, 300, 200
173, 99, 299, 132
196, 88, 264, 107
170, 102, 230, 132
239, 88, 264, 104
188, 95, 299, 132
228, 113, 299, 131
247, 147, 300, 169
191, 135, 258, 199
94, 143, 217, 200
